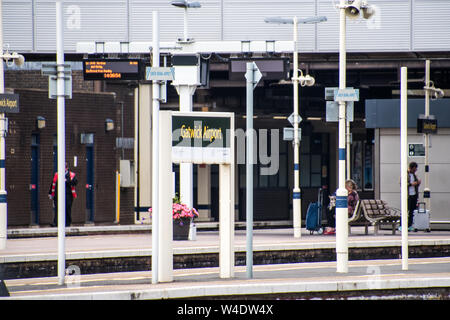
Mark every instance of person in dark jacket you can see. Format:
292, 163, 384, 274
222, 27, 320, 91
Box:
405, 161, 421, 231
49, 162, 77, 227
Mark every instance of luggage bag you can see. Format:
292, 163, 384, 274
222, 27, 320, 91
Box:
306, 188, 323, 235
412, 202, 431, 233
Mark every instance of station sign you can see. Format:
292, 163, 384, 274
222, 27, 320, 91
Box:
83, 59, 143, 80
0, 94, 19, 113
145, 67, 175, 81
283, 127, 302, 141
334, 88, 359, 102
172, 113, 232, 164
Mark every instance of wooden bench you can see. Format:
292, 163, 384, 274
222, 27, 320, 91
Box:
348, 200, 371, 234
359, 199, 401, 235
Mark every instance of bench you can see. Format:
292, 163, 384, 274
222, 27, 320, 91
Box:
359, 199, 401, 235
348, 200, 371, 234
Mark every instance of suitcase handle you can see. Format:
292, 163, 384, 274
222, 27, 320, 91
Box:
417, 202, 426, 213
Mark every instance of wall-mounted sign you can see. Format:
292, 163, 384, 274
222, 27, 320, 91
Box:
0, 94, 19, 113
83, 59, 142, 80
172, 113, 232, 164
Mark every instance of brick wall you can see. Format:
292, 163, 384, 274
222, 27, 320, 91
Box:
4, 71, 136, 226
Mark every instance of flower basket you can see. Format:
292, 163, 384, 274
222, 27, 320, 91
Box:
148, 193, 199, 241
173, 218, 191, 240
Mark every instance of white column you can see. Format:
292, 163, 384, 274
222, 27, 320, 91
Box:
158, 111, 174, 282
176, 85, 196, 209
151, 10, 160, 284
56, 1, 66, 285
336, 0, 349, 273
219, 164, 234, 278
423, 60, 431, 212
292, 17, 302, 238
400, 67, 408, 270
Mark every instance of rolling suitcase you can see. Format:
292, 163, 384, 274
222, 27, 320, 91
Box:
412, 202, 431, 233
306, 188, 323, 235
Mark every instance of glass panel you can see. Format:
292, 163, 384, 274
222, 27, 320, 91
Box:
352, 141, 363, 190
311, 155, 321, 173
300, 136, 310, 154
259, 167, 269, 187
363, 143, 374, 190
279, 154, 287, 187
311, 174, 321, 187
239, 164, 246, 188
300, 155, 310, 187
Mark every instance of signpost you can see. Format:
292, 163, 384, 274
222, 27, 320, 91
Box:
245, 62, 262, 279
169, 111, 235, 280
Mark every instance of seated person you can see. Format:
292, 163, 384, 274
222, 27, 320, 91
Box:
324, 179, 359, 235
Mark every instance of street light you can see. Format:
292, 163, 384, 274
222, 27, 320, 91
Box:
422, 60, 444, 224
336, 0, 375, 273
170, 0, 201, 43
265, 15, 327, 238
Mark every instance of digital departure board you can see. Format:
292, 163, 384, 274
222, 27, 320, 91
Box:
83, 59, 143, 80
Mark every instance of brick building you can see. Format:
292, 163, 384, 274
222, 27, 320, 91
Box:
4, 69, 135, 226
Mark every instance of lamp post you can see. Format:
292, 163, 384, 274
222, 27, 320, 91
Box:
265, 16, 327, 238
171, 0, 201, 43
423, 60, 444, 215
336, 0, 375, 273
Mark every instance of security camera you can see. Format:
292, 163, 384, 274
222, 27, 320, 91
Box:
345, 0, 362, 19
299, 74, 315, 87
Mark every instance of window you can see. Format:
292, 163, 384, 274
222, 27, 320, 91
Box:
300, 133, 329, 188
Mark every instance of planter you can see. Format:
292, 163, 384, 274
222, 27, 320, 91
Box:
173, 218, 191, 240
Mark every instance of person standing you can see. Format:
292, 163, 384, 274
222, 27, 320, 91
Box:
405, 161, 421, 231
49, 162, 77, 227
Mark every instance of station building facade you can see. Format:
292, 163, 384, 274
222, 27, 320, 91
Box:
2, 0, 450, 228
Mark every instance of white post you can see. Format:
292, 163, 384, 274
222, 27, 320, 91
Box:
292, 17, 302, 238
152, 10, 160, 284
183, 8, 188, 42
424, 60, 431, 212
246, 62, 254, 278
158, 111, 173, 283
220, 114, 235, 279
56, 1, 66, 285
0, 0, 7, 250
400, 67, 409, 270
178, 86, 195, 212
336, 0, 348, 273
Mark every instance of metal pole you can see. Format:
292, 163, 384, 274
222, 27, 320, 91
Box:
292, 17, 302, 239
424, 60, 430, 212
0, 0, 7, 250
151, 10, 160, 284
183, 8, 188, 42
336, 0, 349, 273
400, 66, 408, 270
246, 62, 254, 279
56, 1, 66, 285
